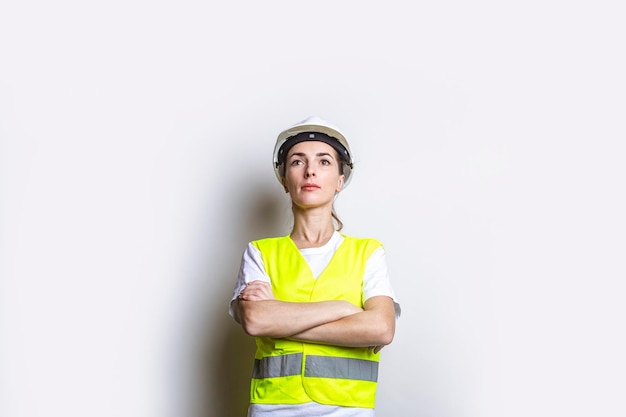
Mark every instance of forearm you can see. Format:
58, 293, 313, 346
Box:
234, 298, 362, 338
291, 296, 396, 347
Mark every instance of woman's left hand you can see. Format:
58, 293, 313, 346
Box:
239, 280, 275, 301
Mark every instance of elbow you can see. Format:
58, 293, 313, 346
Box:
379, 328, 394, 346
376, 319, 396, 346
236, 299, 283, 337
238, 301, 265, 337
241, 322, 257, 337
241, 317, 263, 337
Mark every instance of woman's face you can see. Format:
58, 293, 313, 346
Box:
282, 141, 345, 209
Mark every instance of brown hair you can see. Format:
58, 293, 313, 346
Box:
332, 207, 344, 231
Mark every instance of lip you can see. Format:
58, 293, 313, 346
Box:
301, 183, 320, 191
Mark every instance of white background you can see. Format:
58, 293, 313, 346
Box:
1, 1, 625, 416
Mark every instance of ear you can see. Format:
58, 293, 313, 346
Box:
281, 178, 289, 193
336, 175, 345, 192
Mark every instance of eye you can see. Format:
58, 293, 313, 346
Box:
290, 159, 303, 166
320, 159, 331, 166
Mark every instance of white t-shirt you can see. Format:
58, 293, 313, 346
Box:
229, 231, 401, 417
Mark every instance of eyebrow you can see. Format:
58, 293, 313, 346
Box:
289, 152, 335, 159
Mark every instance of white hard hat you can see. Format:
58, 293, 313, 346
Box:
273, 116, 354, 187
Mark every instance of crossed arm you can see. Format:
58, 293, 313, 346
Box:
232, 280, 396, 351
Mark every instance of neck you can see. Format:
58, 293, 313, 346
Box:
290, 207, 336, 248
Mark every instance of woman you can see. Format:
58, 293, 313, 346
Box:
229, 116, 400, 417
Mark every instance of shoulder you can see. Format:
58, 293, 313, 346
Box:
251, 235, 292, 251
341, 234, 384, 248
251, 235, 287, 244
340, 234, 384, 256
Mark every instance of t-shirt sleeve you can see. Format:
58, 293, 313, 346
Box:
228, 242, 271, 318
362, 246, 402, 318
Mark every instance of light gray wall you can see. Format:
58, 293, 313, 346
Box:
1, 1, 625, 417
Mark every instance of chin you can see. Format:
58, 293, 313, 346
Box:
293, 198, 334, 210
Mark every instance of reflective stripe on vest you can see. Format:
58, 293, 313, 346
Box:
305, 355, 378, 382
253, 353, 378, 382
253, 353, 302, 378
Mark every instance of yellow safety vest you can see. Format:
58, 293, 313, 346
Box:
250, 234, 382, 408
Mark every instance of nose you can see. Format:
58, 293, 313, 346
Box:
305, 163, 316, 178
